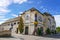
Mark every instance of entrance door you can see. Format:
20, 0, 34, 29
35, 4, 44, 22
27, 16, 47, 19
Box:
25, 27, 28, 35
40, 27, 43, 34
16, 28, 18, 34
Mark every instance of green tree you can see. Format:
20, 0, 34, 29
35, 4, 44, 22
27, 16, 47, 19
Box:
51, 30, 56, 34
46, 28, 51, 34
18, 16, 24, 33
56, 27, 60, 33
37, 28, 41, 36
36, 27, 43, 36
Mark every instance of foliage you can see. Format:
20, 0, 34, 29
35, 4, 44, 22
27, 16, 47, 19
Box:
36, 28, 43, 36
51, 30, 56, 34
46, 28, 51, 34
56, 27, 60, 33
18, 16, 24, 33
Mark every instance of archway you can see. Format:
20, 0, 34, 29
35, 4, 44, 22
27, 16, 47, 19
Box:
16, 28, 18, 34
25, 27, 28, 35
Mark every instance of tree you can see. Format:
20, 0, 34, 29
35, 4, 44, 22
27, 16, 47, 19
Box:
18, 16, 24, 33
36, 28, 43, 36
51, 30, 56, 34
56, 27, 60, 33
46, 28, 51, 34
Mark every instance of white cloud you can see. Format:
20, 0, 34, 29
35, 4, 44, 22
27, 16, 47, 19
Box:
0, 8, 11, 13
0, 0, 28, 15
0, 0, 11, 24
0, 0, 29, 24
27, 1, 33, 4
0, 8, 11, 22
1, 18, 9, 21
0, 21, 5, 24
0, 18, 9, 24
19, 12, 23, 14
0, 0, 28, 7
42, 8, 47, 12
13, 0, 27, 4
0, 0, 30, 25
0, 0, 11, 16
54, 15, 60, 27
11, 14, 18, 17
0, 0, 12, 7
39, 6, 48, 12
0, 16, 5, 19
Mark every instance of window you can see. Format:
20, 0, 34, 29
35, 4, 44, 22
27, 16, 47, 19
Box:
48, 18, 51, 24
17, 22, 20, 24
11, 23, 13, 26
26, 15, 29, 20
38, 16, 42, 22
14, 22, 16, 25
35, 14, 37, 21
25, 14, 30, 20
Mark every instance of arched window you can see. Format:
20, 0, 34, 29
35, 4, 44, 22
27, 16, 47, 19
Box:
25, 14, 30, 20
48, 18, 51, 24
35, 14, 37, 21
38, 16, 42, 22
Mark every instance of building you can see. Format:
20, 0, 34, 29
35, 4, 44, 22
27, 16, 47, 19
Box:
43, 12, 56, 34
0, 8, 56, 35
0, 17, 20, 34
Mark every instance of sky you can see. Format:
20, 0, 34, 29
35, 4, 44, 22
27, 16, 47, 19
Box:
0, 0, 60, 27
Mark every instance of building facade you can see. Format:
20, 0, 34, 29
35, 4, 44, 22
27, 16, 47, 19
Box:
0, 8, 56, 35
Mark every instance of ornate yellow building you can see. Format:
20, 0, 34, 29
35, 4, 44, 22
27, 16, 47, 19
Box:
0, 8, 56, 35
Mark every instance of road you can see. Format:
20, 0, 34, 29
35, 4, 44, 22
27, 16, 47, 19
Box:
0, 33, 60, 40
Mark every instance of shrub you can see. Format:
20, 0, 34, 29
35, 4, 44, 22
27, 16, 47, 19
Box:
51, 30, 57, 34
36, 28, 43, 36
54, 30, 57, 34
56, 27, 60, 33
46, 28, 51, 34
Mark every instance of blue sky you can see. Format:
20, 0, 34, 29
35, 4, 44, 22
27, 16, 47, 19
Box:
0, 0, 60, 27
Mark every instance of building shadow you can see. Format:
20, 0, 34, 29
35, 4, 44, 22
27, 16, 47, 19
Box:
40, 34, 60, 39
0, 36, 15, 38
0, 35, 24, 40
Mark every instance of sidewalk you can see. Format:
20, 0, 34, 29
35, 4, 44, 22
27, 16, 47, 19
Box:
11, 33, 60, 40
11, 33, 39, 40
12, 33, 24, 40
